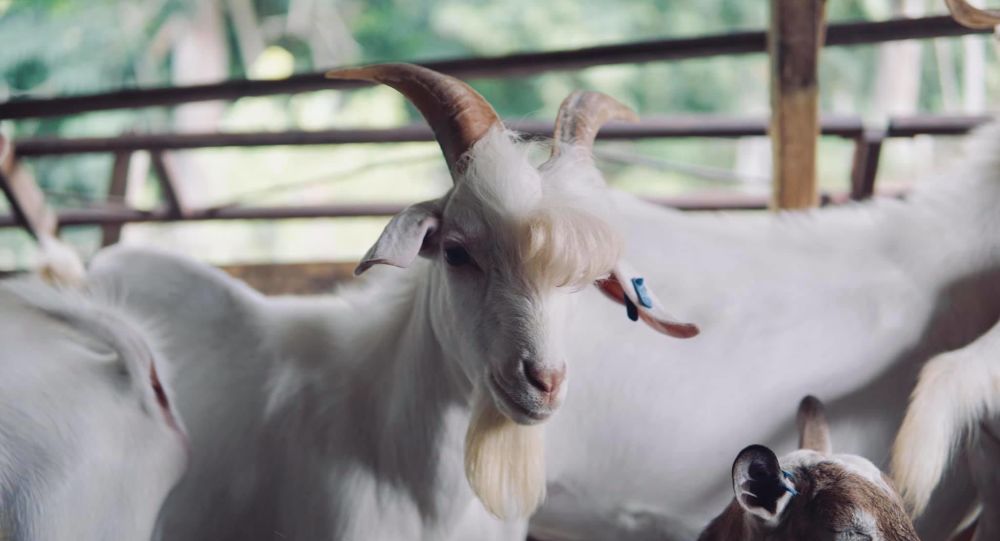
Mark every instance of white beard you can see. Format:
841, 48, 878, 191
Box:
464, 390, 546, 519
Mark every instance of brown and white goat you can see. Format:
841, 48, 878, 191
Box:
699, 396, 918, 541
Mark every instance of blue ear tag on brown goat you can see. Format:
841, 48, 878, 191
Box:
782, 470, 799, 496
624, 295, 639, 321
631, 277, 653, 308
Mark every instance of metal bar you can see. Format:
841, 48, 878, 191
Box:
5, 116, 893, 156
149, 151, 188, 218
101, 151, 132, 245
12, 118, 784, 155
0, 16, 987, 121
0, 137, 57, 239
12, 115, 984, 157
887, 114, 993, 136
769, 0, 826, 210
0, 191, 907, 229
849, 130, 885, 200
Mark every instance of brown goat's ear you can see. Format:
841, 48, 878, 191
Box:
732, 445, 796, 526
355, 200, 441, 276
797, 395, 832, 455
595, 260, 699, 339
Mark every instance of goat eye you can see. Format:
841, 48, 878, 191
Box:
833, 529, 873, 541
444, 245, 471, 267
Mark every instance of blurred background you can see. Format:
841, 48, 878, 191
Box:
0, 0, 997, 270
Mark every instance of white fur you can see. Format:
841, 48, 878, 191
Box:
892, 316, 1000, 516
0, 277, 187, 541
35, 234, 86, 288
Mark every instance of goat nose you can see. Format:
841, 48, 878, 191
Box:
524, 362, 566, 395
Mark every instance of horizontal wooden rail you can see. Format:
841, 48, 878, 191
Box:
11, 115, 991, 156
0, 16, 987, 121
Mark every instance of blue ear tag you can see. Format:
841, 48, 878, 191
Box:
631, 277, 653, 308
623, 295, 639, 322
782, 470, 798, 496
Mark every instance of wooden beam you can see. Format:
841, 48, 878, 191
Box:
101, 151, 133, 246
768, 0, 827, 210
149, 151, 189, 218
0, 136, 57, 239
219, 261, 357, 295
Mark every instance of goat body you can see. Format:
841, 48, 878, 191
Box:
893, 313, 1000, 541
88, 245, 533, 539
0, 278, 187, 541
531, 123, 1000, 540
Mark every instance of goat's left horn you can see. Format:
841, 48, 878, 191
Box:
945, 0, 1000, 29
326, 63, 500, 177
549, 90, 638, 159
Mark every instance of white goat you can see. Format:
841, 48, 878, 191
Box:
0, 276, 187, 540
892, 316, 1000, 541
86, 64, 695, 540
700, 396, 918, 541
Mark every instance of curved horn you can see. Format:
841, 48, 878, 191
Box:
550, 91, 639, 159
796, 395, 832, 455
945, 0, 1000, 29
326, 63, 500, 175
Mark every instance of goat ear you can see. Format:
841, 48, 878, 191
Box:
732, 445, 796, 526
356, 200, 441, 276
595, 260, 699, 338
797, 395, 833, 455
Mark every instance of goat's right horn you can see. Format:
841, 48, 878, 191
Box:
549, 91, 638, 159
326, 63, 500, 176
945, 0, 1000, 29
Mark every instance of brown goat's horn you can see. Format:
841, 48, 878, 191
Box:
550, 91, 638, 158
326, 63, 500, 175
945, 0, 1000, 29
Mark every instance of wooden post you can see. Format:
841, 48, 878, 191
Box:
768, 0, 827, 210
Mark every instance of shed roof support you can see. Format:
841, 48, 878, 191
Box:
768, 0, 827, 210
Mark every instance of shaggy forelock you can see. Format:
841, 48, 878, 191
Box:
520, 206, 621, 288
457, 127, 623, 289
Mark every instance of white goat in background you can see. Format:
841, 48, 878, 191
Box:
700, 396, 918, 541
0, 277, 187, 540
87, 64, 695, 540
527, 123, 1000, 539
892, 316, 1000, 541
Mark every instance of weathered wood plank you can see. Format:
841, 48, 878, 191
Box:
219, 261, 358, 295
768, 0, 827, 210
